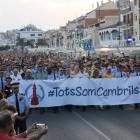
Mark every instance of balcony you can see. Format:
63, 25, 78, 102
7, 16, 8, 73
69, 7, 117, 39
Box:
77, 24, 84, 29
120, 4, 130, 11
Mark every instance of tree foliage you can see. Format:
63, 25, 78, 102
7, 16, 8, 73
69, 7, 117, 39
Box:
16, 38, 33, 49
0, 45, 10, 51
36, 39, 48, 47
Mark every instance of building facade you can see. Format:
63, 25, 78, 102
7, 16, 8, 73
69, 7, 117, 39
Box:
18, 24, 43, 45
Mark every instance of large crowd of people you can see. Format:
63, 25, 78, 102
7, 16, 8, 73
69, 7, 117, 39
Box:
0, 50, 140, 139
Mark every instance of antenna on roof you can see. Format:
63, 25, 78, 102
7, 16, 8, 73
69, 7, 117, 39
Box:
92, 5, 94, 10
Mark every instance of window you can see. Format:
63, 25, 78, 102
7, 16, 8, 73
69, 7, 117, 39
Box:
109, 21, 113, 26
135, 29, 137, 35
135, 14, 137, 21
135, 0, 137, 5
38, 34, 42, 36
112, 30, 119, 40
123, 16, 126, 24
101, 34, 103, 41
30, 34, 35, 36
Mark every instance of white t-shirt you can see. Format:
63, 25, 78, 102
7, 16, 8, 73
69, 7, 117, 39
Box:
10, 75, 22, 81
77, 72, 89, 78
18, 70, 23, 75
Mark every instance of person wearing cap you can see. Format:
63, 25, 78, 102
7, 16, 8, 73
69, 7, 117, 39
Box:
76, 66, 88, 112
130, 64, 140, 109
56, 66, 61, 75
115, 64, 127, 110
66, 68, 75, 79
77, 66, 89, 78
7, 81, 30, 134
115, 65, 127, 78
10, 69, 22, 81
60, 68, 68, 79
48, 67, 60, 80
130, 64, 140, 77
35, 65, 47, 80
2, 65, 7, 72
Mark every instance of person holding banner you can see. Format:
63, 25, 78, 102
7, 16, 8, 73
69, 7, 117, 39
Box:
10, 69, 22, 81
115, 65, 127, 78
130, 64, 140, 109
22, 69, 34, 80
103, 67, 114, 79
48, 67, 60, 80
77, 66, 88, 112
115, 64, 127, 110
65, 68, 75, 112
35, 65, 48, 114
103, 67, 114, 110
92, 68, 103, 110
60, 68, 68, 79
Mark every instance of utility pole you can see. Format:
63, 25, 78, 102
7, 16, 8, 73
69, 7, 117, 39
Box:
119, 0, 121, 46
98, 7, 101, 29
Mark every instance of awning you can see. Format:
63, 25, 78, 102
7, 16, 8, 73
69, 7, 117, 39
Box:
119, 47, 140, 53
94, 48, 118, 54
81, 34, 93, 40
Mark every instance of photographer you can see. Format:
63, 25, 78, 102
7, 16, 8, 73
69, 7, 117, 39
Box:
0, 110, 48, 140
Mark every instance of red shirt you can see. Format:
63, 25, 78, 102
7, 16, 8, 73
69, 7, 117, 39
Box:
0, 131, 25, 140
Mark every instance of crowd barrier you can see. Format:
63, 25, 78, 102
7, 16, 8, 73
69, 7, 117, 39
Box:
19, 77, 140, 107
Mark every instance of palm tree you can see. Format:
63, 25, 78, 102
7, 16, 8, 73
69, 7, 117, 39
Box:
25, 40, 33, 48
36, 39, 48, 47
16, 38, 33, 50
16, 38, 26, 50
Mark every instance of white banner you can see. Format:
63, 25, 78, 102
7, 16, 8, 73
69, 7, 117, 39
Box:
19, 77, 140, 108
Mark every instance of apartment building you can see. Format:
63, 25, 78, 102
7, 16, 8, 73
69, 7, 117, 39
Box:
133, 0, 140, 44
18, 24, 43, 45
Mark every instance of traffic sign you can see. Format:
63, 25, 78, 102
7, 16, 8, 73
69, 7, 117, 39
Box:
83, 42, 92, 51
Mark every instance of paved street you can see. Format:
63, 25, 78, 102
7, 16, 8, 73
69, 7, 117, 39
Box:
27, 105, 140, 140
